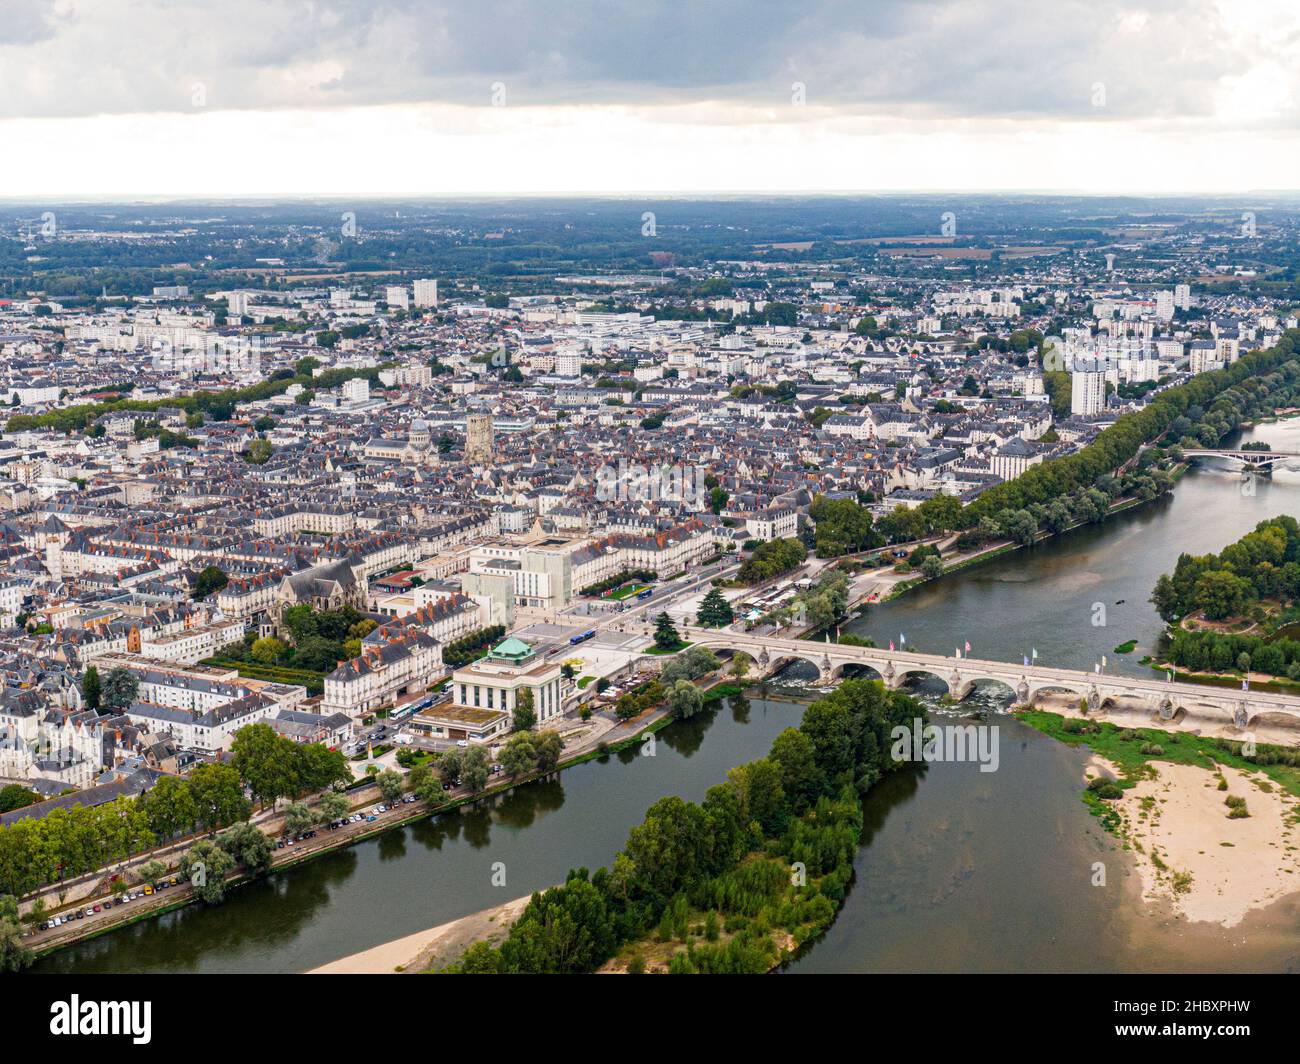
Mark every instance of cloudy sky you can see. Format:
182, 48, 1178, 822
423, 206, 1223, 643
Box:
2, 0, 1297, 196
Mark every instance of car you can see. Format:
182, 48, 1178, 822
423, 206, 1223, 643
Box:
456, 739, 469, 748
143, 886, 153, 896
169, 876, 179, 886
92, 904, 101, 913
442, 782, 452, 791
75, 910, 85, 919
366, 815, 377, 822
38, 921, 48, 931
376, 804, 386, 813
404, 795, 416, 804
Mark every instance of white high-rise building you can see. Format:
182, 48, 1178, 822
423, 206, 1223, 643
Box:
1155, 290, 1174, 321
1070, 361, 1107, 417
413, 279, 439, 308
1174, 283, 1191, 311
386, 285, 410, 310
342, 377, 370, 405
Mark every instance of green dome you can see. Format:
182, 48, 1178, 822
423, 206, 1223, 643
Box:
489, 636, 535, 663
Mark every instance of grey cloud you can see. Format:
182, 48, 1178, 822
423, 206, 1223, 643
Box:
0, 0, 1281, 123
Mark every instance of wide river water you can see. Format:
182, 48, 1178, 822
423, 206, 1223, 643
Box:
35, 419, 1300, 973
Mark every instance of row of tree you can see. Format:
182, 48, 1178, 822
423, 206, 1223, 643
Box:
0, 724, 348, 897
1163, 628, 1300, 680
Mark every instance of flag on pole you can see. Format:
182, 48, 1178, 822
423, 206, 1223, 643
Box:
1094, 663, 1100, 674
900, 633, 906, 646
956, 647, 961, 659
889, 640, 895, 652
1031, 648, 1038, 661
1101, 655, 1107, 668
1023, 654, 1030, 667
964, 640, 971, 653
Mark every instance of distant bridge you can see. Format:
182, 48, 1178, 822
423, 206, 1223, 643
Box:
672, 626, 1300, 733
1182, 448, 1300, 468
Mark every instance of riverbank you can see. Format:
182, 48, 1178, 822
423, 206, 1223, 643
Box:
1117, 759, 1300, 927
309, 893, 534, 974
26, 668, 753, 963
1025, 709, 1300, 928
881, 470, 1187, 606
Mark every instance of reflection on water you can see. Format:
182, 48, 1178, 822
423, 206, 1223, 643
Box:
35, 696, 803, 975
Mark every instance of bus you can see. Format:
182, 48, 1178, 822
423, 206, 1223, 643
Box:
636, 588, 654, 600
569, 629, 597, 645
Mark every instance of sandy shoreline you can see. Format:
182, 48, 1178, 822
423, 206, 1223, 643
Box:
308, 893, 533, 974
1085, 755, 1300, 928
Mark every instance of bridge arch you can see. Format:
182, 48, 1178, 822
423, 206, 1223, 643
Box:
828, 660, 883, 683
955, 676, 1019, 706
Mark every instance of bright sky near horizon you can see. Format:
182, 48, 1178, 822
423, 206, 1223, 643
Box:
2, 0, 1296, 197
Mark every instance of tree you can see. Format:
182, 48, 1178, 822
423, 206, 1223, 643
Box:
499, 733, 539, 779
0, 784, 38, 814
250, 636, 286, 665
809, 496, 881, 556
438, 748, 464, 785
0, 895, 32, 973
138, 860, 167, 888
218, 822, 273, 875
731, 652, 752, 682
654, 612, 681, 651
101, 667, 139, 712
140, 774, 198, 839
696, 587, 734, 628
81, 665, 101, 711
318, 791, 352, 821
1004, 509, 1038, 547
179, 839, 236, 905
1150, 574, 1181, 623
187, 763, 250, 830
193, 565, 229, 599
460, 747, 491, 793
512, 688, 537, 732
231, 723, 297, 808
376, 769, 405, 803
535, 731, 564, 773
243, 438, 274, 464
1193, 569, 1252, 621
668, 679, 705, 720
919, 555, 944, 580
282, 801, 317, 836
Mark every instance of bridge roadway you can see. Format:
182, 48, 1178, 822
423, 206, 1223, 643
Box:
674, 625, 1300, 731
1182, 448, 1300, 465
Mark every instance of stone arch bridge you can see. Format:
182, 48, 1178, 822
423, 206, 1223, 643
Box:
679, 626, 1300, 732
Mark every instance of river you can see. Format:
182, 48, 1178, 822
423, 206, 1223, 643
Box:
35, 418, 1300, 974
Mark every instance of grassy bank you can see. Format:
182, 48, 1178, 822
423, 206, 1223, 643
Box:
1015, 708, 1300, 832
